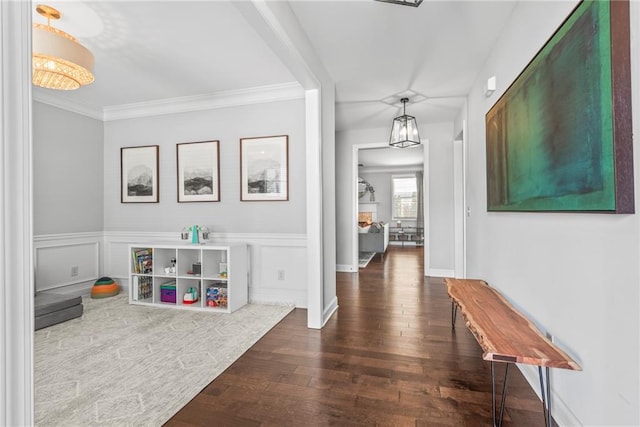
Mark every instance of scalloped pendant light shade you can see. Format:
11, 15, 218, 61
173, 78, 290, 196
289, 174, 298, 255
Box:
32, 5, 94, 90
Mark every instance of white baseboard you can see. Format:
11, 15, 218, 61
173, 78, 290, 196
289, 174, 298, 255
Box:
428, 268, 455, 278
336, 264, 357, 272
389, 241, 419, 247
322, 296, 338, 326
517, 364, 582, 426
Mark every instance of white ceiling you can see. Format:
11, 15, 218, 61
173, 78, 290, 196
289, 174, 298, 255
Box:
32, 0, 518, 166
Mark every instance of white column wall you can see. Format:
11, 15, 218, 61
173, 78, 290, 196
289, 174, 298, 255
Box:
0, 2, 34, 425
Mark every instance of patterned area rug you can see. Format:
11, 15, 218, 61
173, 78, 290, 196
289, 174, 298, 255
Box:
359, 251, 376, 268
34, 294, 293, 426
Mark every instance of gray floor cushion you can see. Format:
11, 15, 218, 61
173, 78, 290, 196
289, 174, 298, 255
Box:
34, 293, 83, 330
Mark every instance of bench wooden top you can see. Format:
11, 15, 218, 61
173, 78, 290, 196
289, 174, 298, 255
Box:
445, 278, 581, 370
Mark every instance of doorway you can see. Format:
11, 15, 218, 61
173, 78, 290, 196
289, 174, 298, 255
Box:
352, 142, 428, 273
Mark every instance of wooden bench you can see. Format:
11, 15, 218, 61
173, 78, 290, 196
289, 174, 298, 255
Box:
445, 278, 581, 427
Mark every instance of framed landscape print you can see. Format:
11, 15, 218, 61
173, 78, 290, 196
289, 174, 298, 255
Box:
485, 0, 633, 213
240, 135, 289, 201
121, 145, 159, 203
176, 140, 220, 202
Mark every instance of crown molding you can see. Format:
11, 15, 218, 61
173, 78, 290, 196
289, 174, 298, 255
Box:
359, 164, 423, 174
102, 82, 304, 121
33, 82, 305, 122
33, 90, 104, 121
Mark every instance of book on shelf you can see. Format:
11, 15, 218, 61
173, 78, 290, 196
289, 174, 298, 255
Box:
132, 248, 153, 274
136, 276, 153, 300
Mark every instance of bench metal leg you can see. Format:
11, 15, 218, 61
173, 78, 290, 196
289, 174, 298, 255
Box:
451, 301, 458, 329
538, 366, 552, 427
491, 361, 510, 427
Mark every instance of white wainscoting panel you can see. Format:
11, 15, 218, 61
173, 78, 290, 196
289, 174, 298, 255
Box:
103, 231, 308, 307
34, 233, 102, 293
251, 244, 307, 307
35, 232, 308, 307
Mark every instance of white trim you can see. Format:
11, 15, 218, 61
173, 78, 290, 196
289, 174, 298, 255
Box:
323, 296, 339, 325
34, 241, 100, 291
422, 141, 430, 275
103, 82, 304, 122
359, 165, 423, 174
32, 91, 102, 121
305, 89, 324, 328
428, 268, 455, 278
34, 231, 103, 242
352, 142, 389, 271
336, 264, 357, 273
461, 118, 468, 278
33, 82, 304, 122
101, 230, 306, 246
453, 137, 465, 278
1, 2, 34, 425
517, 364, 582, 426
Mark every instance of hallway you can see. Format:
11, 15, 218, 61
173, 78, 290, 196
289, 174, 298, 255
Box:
168, 246, 544, 426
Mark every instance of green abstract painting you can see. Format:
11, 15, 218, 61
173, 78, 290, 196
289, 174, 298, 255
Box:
486, 0, 634, 213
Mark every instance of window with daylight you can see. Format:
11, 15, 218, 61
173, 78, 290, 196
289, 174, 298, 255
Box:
392, 175, 417, 219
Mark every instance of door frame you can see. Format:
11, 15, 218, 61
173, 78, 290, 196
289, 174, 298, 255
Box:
351, 142, 429, 274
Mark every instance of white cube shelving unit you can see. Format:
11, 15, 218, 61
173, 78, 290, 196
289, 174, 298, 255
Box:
129, 243, 248, 313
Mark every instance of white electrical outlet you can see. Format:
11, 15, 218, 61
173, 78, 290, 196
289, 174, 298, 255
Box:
277, 270, 285, 280
71, 266, 79, 277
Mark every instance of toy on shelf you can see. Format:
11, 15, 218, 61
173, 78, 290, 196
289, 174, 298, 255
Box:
206, 285, 228, 308
181, 225, 210, 244
183, 287, 198, 304
164, 257, 176, 275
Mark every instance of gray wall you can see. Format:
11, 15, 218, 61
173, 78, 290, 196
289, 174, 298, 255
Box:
103, 99, 306, 234
358, 171, 391, 223
33, 102, 104, 235
466, 1, 639, 424
428, 136, 455, 271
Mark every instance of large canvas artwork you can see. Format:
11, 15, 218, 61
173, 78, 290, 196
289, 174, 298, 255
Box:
486, 0, 633, 213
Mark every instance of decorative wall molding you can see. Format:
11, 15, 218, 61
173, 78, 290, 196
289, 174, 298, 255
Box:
103, 82, 304, 121
35, 241, 100, 291
34, 231, 104, 243
358, 165, 423, 174
35, 231, 309, 308
34, 232, 103, 293
32, 92, 103, 121
33, 82, 304, 122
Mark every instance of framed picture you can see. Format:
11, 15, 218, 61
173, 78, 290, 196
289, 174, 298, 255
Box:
240, 135, 289, 201
485, 0, 633, 213
176, 140, 220, 202
120, 145, 159, 203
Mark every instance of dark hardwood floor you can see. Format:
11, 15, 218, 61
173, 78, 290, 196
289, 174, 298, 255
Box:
167, 246, 545, 426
